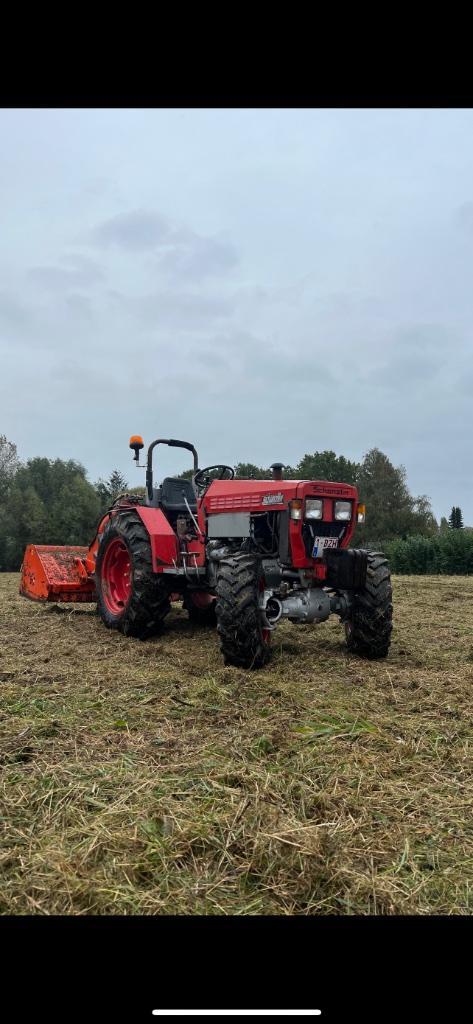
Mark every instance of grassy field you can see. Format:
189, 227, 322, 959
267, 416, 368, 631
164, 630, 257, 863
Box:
1, 571, 473, 915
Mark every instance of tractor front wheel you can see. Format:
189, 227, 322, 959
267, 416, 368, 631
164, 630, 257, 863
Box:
345, 551, 393, 659
95, 511, 170, 638
215, 553, 271, 669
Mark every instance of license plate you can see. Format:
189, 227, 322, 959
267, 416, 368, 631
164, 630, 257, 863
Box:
313, 536, 338, 558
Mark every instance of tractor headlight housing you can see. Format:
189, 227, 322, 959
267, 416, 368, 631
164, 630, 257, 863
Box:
289, 499, 304, 520
305, 498, 323, 520
334, 500, 352, 521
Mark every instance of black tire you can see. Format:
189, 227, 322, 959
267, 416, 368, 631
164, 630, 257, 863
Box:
215, 553, 271, 669
345, 551, 393, 659
183, 592, 217, 625
95, 511, 170, 638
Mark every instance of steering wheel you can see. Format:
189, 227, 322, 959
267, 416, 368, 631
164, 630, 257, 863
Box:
194, 464, 235, 494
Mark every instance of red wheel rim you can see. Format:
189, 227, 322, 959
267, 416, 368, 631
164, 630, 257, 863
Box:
101, 538, 132, 615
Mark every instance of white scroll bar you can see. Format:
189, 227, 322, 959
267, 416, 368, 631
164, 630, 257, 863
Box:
152, 1012, 322, 1017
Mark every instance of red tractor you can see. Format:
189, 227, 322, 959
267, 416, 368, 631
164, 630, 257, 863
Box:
20, 436, 393, 668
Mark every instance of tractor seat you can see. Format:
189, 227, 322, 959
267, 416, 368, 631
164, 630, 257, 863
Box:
158, 477, 197, 514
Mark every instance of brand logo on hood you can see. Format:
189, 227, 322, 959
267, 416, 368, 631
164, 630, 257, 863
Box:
262, 492, 284, 505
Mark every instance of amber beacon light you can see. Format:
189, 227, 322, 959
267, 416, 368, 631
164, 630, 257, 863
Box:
129, 435, 144, 462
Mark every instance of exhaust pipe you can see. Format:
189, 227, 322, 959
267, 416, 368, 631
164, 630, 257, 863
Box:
264, 596, 283, 625
260, 587, 332, 626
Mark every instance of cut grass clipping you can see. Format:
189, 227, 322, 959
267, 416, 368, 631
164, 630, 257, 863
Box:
1, 572, 473, 914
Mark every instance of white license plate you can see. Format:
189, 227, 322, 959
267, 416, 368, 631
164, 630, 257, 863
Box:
313, 536, 339, 557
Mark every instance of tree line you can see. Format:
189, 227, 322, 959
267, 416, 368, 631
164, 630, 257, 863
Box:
232, 449, 440, 547
0, 433, 464, 572
385, 530, 473, 575
0, 436, 130, 571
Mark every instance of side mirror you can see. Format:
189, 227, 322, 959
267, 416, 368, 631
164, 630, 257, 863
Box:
129, 435, 144, 463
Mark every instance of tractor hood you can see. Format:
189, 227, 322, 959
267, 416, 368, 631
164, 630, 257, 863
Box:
202, 478, 358, 514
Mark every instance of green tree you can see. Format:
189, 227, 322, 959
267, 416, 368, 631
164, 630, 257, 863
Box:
439, 516, 450, 534
410, 494, 438, 536
234, 463, 268, 479
355, 448, 435, 545
0, 458, 100, 571
385, 530, 473, 575
0, 435, 20, 568
109, 469, 129, 499
235, 462, 301, 479
448, 506, 464, 529
296, 450, 359, 484
2, 484, 50, 569
50, 476, 101, 543
95, 469, 129, 509
0, 434, 19, 500
179, 462, 295, 481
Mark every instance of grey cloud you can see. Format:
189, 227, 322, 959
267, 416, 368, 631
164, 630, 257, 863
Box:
91, 209, 171, 249
451, 365, 473, 396
236, 336, 337, 388
183, 330, 337, 393
90, 208, 238, 281
50, 358, 117, 399
454, 202, 473, 235
111, 289, 234, 330
0, 290, 31, 328
64, 293, 93, 321
28, 254, 104, 290
192, 348, 233, 371
157, 369, 221, 398
5, 109, 473, 521
232, 278, 316, 314
82, 177, 113, 198
370, 350, 442, 389
270, 357, 335, 387
366, 323, 451, 390
394, 323, 451, 352
156, 234, 238, 282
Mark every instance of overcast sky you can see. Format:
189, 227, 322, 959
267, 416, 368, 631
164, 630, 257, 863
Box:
1, 108, 473, 521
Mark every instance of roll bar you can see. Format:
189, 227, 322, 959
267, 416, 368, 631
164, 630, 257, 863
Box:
146, 438, 199, 502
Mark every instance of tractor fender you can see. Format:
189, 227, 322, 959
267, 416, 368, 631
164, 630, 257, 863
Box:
135, 506, 179, 572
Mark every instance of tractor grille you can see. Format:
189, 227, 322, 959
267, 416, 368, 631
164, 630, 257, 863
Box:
302, 521, 347, 559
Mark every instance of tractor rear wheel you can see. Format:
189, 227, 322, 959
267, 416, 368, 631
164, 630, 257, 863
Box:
95, 511, 170, 639
215, 553, 271, 669
183, 591, 217, 625
345, 551, 392, 659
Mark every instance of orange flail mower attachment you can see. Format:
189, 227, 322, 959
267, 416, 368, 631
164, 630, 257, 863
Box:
20, 545, 97, 603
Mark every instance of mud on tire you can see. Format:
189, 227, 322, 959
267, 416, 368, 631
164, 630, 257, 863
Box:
95, 510, 170, 639
345, 550, 393, 659
215, 553, 271, 669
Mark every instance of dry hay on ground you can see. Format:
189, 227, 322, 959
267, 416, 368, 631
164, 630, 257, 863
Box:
1, 572, 472, 915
